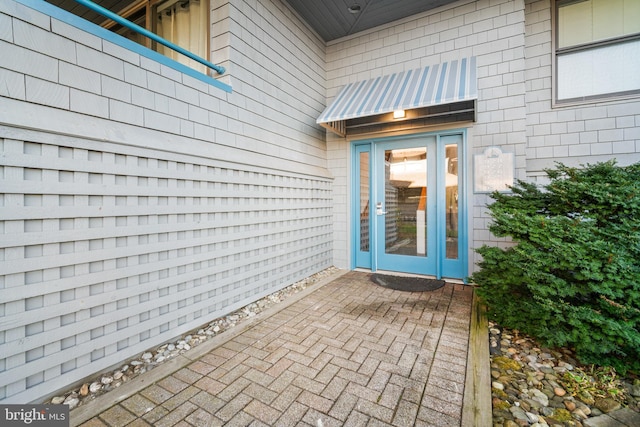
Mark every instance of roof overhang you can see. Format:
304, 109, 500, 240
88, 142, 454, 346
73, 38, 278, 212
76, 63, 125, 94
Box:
317, 57, 478, 137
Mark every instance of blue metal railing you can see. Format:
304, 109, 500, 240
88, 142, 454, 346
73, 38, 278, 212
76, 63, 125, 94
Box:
74, 0, 225, 75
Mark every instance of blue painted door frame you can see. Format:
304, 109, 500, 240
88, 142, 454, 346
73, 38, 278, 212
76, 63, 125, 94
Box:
351, 131, 468, 280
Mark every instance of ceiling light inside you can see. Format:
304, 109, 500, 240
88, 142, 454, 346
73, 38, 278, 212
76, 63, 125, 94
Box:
347, 4, 361, 14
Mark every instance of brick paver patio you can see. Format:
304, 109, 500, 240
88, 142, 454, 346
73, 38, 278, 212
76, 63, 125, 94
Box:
74, 271, 474, 426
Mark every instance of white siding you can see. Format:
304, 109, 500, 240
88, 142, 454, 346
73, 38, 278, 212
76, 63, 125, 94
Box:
0, 0, 331, 403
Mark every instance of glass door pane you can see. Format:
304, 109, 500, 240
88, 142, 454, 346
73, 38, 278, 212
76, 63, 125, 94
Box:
376, 137, 436, 277
445, 144, 458, 260
359, 151, 370, 252
440, 133, 466, 280
384, 147, 428, 257
354, 144, 372, 269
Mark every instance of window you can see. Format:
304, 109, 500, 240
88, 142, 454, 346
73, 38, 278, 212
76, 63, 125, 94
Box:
104, 0, 209, 74
554, 0, 640, 104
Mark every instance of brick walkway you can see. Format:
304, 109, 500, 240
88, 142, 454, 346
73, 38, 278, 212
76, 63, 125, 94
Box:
73, 271, 475, 426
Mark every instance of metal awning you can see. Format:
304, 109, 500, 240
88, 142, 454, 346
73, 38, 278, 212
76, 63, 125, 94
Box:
317, 57, 477, 136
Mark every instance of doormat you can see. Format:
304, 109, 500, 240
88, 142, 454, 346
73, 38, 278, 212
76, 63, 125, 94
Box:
370, 274, 445, 292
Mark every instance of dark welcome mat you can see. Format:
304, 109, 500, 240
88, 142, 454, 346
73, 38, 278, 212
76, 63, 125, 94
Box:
371, 274, 445, 292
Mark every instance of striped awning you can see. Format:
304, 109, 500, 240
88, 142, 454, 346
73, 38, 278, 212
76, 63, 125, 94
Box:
317, 57, 477, 135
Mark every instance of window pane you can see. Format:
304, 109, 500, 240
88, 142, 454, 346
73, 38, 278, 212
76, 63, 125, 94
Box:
558, 0, 593, 48
559, 0, 640, 48
155, 0, 208, 73
557, 39, 640, 100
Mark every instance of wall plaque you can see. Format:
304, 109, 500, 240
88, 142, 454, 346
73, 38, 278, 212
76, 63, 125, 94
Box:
474, 146, 513, 193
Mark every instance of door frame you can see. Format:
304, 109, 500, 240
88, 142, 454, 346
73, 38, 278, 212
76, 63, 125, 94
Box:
350, 130, 468, 280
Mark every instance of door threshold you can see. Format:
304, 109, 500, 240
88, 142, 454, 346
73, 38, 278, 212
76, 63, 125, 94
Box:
354, 268, 466, 284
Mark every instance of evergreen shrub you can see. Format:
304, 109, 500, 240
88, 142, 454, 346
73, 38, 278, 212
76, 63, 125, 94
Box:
471, 161, 640, 373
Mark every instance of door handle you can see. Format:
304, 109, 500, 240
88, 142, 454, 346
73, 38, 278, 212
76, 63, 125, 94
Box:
376, 202, 387, 215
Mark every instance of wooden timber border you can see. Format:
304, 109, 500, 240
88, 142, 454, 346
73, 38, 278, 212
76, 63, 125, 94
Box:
462, 288, 492, 427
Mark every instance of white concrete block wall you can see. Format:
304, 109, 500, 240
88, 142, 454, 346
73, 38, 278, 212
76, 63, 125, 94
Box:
324, 0, 528, 273
0, 0, 331, 403
525, 0, 640, 180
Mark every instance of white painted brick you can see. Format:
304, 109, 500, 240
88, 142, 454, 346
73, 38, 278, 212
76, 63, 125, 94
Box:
51, 19, 101, 51
612, 140, 636, 154
108, 99, 143, 125
13, 18, 75, 64
532, 123, 550, 136
25, 76, 69, 109
536, 147, 554, 159
147, 73, 176, 98
76, 45, 124, 81
537, 111, 557, 124
504, 106, 526, 121
560, 133, 580, 146
598, 129, 623, 142
551, 122, 567, 134
160, 64, 183, 82
209, 111, 229, 129
168, 98, 188, 118
590, 142, 613, 155
188, 105, 209, 125
0, 68, 25, 99
175, 85, 200, 106
567, 121, 584, 133
59, 62, 101, 94
607, 102, 640, 117
616, 116, 635, 128
154, 93, 169, 114
131, 86, 155, 109
577, 106, 607, 121
199, 93, 221, 112
585, 118, 615, 131
624, 126, 640, 140
103, 40, 141, 66
139, 56, 162, 74
0, 40, 58, 81
553, 145, 568, 157
70, 89, 108, 118
123, 63, 147, 88
0, 0, 49, 31
143, 110, 180, 134
180, 119, 195, 138
543, 133, 560, 146
580, 131, 598, 144
182, 74, 212, 93
0, 12, 11, 42
568, 144, 590, 157
101, 76, 132, 103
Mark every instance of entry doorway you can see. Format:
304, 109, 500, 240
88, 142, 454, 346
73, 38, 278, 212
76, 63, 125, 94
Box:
353, 132, 467, 279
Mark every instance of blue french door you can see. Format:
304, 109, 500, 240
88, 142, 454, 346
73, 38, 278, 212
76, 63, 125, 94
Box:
353, 132, 467, 279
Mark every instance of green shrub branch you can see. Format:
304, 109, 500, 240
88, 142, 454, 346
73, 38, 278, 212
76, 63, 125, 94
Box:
471, 161, 640, 373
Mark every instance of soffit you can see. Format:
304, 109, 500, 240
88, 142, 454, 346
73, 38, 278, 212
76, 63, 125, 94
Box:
284, 0, 460, 42
47, 0, 461, 42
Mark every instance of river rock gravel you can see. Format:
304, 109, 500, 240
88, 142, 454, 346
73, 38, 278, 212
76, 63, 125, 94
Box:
489, 322, 640, 426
